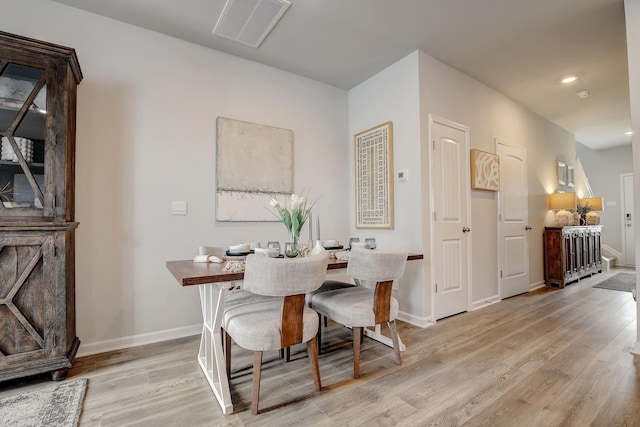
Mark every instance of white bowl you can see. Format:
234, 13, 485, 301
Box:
322, 240, 339, 247
254, 247, 279, 257
228, 243, 250, 252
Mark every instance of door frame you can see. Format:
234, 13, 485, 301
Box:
428, 114, 472, 320
621, 172, 634, 266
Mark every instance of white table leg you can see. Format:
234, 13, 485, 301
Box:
197, 282, 233, 414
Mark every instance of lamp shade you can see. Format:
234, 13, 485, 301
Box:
548, 192, 577, 210
579, 197, 604, 212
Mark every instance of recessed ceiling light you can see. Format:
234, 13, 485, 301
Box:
577, 90, 591, 99
561, 75, 578, 84
625, 131, 633, 135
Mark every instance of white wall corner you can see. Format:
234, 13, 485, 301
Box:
397, 311, 434, 328
77, 324, 202, 358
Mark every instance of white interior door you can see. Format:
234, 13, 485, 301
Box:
496, 139, 530, 298
622, 173, 635, 266
430, 116, 470, 320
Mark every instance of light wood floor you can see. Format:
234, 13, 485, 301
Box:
1, 268, 639, 426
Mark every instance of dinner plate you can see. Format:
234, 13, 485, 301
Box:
226, 250, 253, 256
323, 245, 344, 250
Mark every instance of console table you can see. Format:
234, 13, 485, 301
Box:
543, 226, 602, 288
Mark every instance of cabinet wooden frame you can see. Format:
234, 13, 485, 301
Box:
543, 226, 602, 288
0, 31, 81, 382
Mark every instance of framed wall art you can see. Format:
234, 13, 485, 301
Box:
354, 121, 394, 229
470, 149, 500, 191
557, 161, 567, 186
216, 117, 293, 221
566, 165, 575, 187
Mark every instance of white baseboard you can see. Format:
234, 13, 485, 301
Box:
529, 280, 546, 291
397, 311, 434, 328
471, 295, 500, 311
76, 324, 202, 358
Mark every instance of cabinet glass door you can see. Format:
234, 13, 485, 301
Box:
0, 62, 46, 211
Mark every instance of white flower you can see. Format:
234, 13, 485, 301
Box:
269, 198, 279, 208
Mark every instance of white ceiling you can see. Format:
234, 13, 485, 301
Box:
51, 0, 631, 150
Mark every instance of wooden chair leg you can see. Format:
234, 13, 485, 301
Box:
316, 312, 323, 355
306, 337, 322, 391
224, 330, 232, 381
353, 327, 362, 379
251, 351, 263, 415
388, 320, 402, 365
278, 347, 291, 361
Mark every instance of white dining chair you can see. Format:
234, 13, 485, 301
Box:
309, 248, 407, 378
222, 253, 328, 414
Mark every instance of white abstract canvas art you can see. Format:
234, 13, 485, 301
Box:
470, 149, 500, 191
216, 117, 293, 221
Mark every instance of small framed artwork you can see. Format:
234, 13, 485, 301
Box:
566, 165, 575, 187
470, 149, 500, 191
354, 121, 394, 229
557, 161, 567, 186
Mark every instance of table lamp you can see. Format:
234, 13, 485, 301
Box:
548, 192, 577, 226
578, 197, 604, 225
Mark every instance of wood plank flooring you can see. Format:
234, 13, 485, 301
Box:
1, 268, 639, 426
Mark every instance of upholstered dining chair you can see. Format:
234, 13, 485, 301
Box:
309, 248, 407, 379
222, 254, 329, 415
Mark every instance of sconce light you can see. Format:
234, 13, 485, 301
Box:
548, 192, 577, 226
578, 196, 604, 225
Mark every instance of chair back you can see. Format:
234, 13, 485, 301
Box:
347, 248, 408, 282
243, 254, 329, 296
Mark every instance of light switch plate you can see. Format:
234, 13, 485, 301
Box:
171, 200, 188, 215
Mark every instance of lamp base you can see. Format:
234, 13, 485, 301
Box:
555, 210, 574, 226
585, 211, 600, 225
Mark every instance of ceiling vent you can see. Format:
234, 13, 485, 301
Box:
212, 0, 291, 48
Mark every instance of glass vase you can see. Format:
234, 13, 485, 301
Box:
285, 230, 300, 257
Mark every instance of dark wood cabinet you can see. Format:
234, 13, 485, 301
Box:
543, 226, 602, 288
0, 32, 82, 381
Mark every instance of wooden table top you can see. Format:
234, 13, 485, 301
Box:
166, 253, 424, 287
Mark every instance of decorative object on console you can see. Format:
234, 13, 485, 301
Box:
355, 121, 394, 229
578, 197, 604, 225
548, 192, 577, 226
470, 149, 500, 191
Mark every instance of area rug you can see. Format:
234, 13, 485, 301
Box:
0, 378, 87, 427
593, 273, 636, 293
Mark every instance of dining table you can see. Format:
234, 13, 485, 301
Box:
166, 252, 424, 414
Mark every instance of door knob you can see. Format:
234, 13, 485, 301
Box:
462, 227, 471, 233
525, 226, 532, 231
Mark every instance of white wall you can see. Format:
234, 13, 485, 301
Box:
418, 52, 576, 310
3, 0, 349, 355
350, 49, 576, 324
624, 0, 640, 354
348, 52, 427, 324
576, 143, 633, 254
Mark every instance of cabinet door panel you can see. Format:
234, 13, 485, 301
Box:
0, 234, 53, 361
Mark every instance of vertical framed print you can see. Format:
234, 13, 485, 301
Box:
354, 121, 394, 229
557, 161, 567, 186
